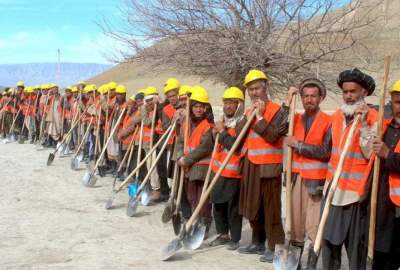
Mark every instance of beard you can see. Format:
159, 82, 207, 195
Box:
341, 99, 364, 116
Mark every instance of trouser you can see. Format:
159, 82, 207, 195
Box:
156, 139, 169, 196
373, 217, 400, 270
291, 175, 322, 244
213, 190, 242, 243
184, 178, 211, 220
249, 177, 285, 250
131, 147, 148, 183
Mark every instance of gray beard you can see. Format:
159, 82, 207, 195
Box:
341, 99, 364, 116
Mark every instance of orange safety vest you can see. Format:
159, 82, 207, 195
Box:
142, 109, 155, 143
326, 109, 377, 196
159, 103, 176, 144
244, 101, 283, 164
120, 114, 135, 145
211, 127, 242, 179
292, 111, 331, 180
381, 120, 400, 206
184, 118, 212, 166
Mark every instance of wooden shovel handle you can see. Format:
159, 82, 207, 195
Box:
368, 55, 391, 262
285, 93, 297, 239
117, 126, 139, 172
200, 133, 220, 200
185, 110, 256, 230
125, 126, 140, 170
314, 114, 361, 254
135, 120, 144, 179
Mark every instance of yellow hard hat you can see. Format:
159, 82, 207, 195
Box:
77, 81, 86, 85
83, 84, 96, 93
144, 86, 158, 97
25, 87, 34, 93
190, 85, 209, 104
41, 84, 50, 90
138, 89, 145, 94
108, 81, 117, 90
49, 83, 58, 89
65, 86, 72, 91
71, 86, 78, 93
244, 69, 268, 87
222, 87, 244, 101
390, 80, 400, 93
129, 95, 136, 101
97, 85, 104, 94
17, 81, 24, 87
115, 84, 127, 94
33, 85, 40, 90
179, 85, 192, 97
164, 77, 180, 94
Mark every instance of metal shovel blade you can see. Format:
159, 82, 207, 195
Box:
82, 171, 97, 187
105, 193, 116, 210
140, 186, 152, 206
161, 202, 174, 223
62, 144, 71, 156
273, 244, 301, 270
161, 238, 183, 261
126, 197, 139, 217
18, 135, 25, 144
182, 221, 206, 250
47, 153, 55, 166
172, 213, 182, 236
70, 156, 79, 170
76, 152, 84, 163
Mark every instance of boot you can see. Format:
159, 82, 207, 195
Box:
305, 247, 318, 270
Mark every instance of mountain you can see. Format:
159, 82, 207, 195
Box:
0, 63, 112, 87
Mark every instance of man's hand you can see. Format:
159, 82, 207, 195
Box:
285, 86, 298, 106
253, 99, 265, 119
286, 136, 299, 148
372, 138, 390, 159
214, 120, 225, 134
355, 103, 369, 122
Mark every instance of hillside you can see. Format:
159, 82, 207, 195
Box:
0, 63, 111, 87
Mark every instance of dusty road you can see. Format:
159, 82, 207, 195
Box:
0, 141, 270, 270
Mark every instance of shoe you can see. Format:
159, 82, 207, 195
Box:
259, 249, 274, 263
209, 235, 230, 247
150, 190, 161, 202
238, 243, 265, 255
226, 241, 240, 251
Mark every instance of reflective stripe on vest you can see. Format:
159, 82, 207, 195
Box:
245, 101, 283, 164
211, 128, 242, 179
292, 111, 331, 180
184, 119, 212, 166
326, 109, 377, 196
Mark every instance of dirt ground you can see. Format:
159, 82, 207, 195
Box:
0, 141, 274, 270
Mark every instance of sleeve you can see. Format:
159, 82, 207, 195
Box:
360, 121, 377, 159
295, 127, 332, 162
253, 105, 289, 143
219, 117, 247, 152
384, 151, 400, 174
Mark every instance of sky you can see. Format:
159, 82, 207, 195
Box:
0, 0, 125, 64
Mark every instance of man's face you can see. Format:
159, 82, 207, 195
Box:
342, 82, 366, 105
78, 84, 85, 91
126, 100, 136, 114
65, 91, 72, 98
17, 86, 24, 93
109, 90, 116, 98
135, 98, 143, 107
145, 98, 155, 111
166, 90, 178, 107
301, 86, 322, 113
247, 80, 267, 102
391, 93, 400, 120
223, 99, 239, 117
192, 103, 206, 118
116, 93, 126, 104
179, 96, 188, 107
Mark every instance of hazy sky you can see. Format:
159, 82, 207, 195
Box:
0, 0, 124, 64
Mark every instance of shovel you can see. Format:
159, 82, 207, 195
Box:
47, 110, 87, 166
161, 110, 257, 261
82, 107, 126, 187
104, 121, 174, 209
273, 92, 301, 270
6, 108, 21, 143
162, 158, 179, 223
71, 121, 93, 170
313, 114, 361, 255
181, 133, 220, 248
367, 56, 391, 269
126, 121, 177, 216
18, 116, 27, 144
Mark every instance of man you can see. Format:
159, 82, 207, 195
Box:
286, 78, 332, 269
44, 84, 61, 148
370, 80, 400, 270
238, 69, 293, 263
322, 68, 377, 270
209, 87, 246, 251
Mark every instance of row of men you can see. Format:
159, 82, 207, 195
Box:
1, 68, 400, 270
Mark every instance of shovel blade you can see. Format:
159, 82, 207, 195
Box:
273, 244, 301, 270
161, 238, 183, 261
161, 203, 174, 223
82, 171, 97, 187
18, 135, 25, 144
126, 196, 139, 217
47, 153, 55, 166
140, 186, 152, 206
172, 213, 182, 236
105, 194, 115, 210
182, 220, 206, 250
70, 156, 79, 170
